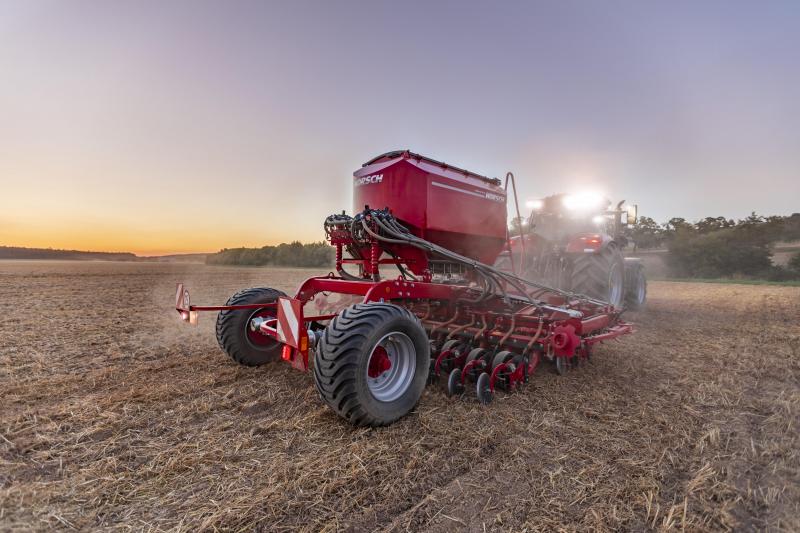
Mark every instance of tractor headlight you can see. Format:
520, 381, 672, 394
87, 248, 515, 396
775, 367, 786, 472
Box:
592, 215, 606, 225
526, 199, 544, 210
562, 192, 605, 211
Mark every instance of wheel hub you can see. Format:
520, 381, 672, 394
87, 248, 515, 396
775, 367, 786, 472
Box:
246, 309, 277, 348
368, 346, 392, 378
552, 324, 580, 357
366, 333, 416, 402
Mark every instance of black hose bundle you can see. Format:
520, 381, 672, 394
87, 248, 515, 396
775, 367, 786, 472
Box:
356, 208, 607, 309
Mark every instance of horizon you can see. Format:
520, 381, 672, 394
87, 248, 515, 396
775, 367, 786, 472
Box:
2, 1, 799, 255
4, 207, 799, 258
5, 206, 800, 257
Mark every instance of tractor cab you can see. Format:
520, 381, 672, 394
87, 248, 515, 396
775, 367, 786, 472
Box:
525, 192, 635, 247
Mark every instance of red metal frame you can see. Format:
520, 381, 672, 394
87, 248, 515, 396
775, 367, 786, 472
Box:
177, 272, 633, 378
175, 150, 635, 400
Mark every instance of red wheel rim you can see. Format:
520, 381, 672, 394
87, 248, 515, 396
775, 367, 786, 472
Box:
246, 309, 276, 348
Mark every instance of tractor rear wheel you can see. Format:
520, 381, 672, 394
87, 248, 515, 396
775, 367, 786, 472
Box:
493, 254, 514, 274
215, 287, 287, 366
313, 303, 429, 427
570, 244, 625, 307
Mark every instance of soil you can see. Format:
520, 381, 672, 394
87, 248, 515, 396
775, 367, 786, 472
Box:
1, 261, 798, 531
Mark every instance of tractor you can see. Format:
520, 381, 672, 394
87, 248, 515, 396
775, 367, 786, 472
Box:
496, 193, 647, 310
175, 150, 635, 427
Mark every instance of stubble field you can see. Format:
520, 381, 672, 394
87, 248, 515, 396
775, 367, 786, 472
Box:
1, 261, 799, 531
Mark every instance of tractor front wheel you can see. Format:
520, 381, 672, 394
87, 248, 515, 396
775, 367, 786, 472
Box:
313, 303, 430, 427
215, 287, 287, 366
624, 261, 648, 310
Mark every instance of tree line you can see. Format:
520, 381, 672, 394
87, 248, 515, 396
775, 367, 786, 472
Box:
626, 213, 800, 280
205, 213, 800, 281
205, 241, 334, 268
0, 246, 138, 261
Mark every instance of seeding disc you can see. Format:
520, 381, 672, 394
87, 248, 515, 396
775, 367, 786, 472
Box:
465, 347, 487, 364
441, 339, 462, 354
476, 373, 493, 405
447, 368, 464, 397
556, 356, 569, 376
491, 350, 513, 371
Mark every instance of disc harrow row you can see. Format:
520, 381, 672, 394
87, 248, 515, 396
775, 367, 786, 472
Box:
422, 305, 601, 404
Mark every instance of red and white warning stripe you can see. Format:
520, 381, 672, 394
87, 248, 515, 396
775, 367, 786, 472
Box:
276, 297, 302, 348
175, 283, 187, 310
174, 283, 198, 324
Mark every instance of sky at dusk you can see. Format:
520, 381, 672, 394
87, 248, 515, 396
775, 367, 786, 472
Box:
1, 0, 798, 255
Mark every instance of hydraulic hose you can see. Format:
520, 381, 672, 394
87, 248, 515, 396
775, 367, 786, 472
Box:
362, 208, 608, 309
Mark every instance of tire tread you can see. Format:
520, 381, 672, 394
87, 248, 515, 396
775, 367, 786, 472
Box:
313, 303, 426, 427
215, 287, 286, 366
